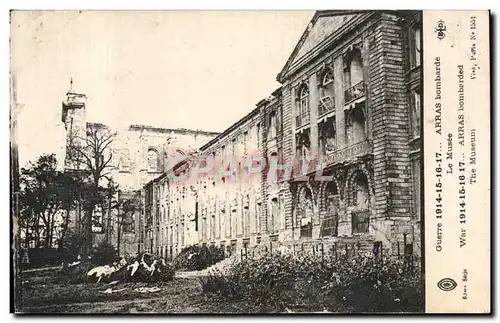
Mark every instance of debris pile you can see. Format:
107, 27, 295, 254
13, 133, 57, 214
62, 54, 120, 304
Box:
61, 253, 175, 284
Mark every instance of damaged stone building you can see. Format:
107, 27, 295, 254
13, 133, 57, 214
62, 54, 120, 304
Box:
144, 9, 422, 259
61, 88, 219, 255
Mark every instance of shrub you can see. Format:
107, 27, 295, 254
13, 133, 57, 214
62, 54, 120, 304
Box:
173, 245, 225, 271
58, 231, 86, 263
90, 241, 118, 266
59, 259, 94, 284
200, 251, 422, 313
151, 259, 175, 282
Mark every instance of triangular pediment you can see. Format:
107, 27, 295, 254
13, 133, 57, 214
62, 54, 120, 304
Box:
277, 11, 363, 82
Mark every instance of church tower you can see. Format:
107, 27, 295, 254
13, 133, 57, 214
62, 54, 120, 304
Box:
61, 79, 87, 170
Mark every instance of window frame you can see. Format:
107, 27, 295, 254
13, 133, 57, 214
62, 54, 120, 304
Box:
268, 111, 277, 140
322, 69, 334, 87
296, 84, 310, 126
319, 69, 335, 116
410, 89, 421, 139
147, 148, 160, 173
410, 25, 422, 69
411, 155, 421, 221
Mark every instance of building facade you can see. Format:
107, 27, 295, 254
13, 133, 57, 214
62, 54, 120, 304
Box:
143, 10, 422, 259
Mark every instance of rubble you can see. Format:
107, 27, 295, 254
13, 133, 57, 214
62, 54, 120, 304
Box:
134, 287, 161, 293
60, 252, 174, 284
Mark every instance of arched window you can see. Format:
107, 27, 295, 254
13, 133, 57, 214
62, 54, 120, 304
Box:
319, 69, 335, 116
346, 106, 366, 145
268, 111, 277, 140
349, 50, 363, 86
344, 48, 365, 102
323, 69, 334, 86
268, 151, 279, 183
351, 171, 370, 234
352, 172, 369, 210
299, 86, 309, 115
321, 181, 339, 237
296, 85, 310, 127
297, 187, 313, 238
147, 148, 160, 173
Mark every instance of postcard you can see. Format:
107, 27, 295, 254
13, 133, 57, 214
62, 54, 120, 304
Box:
10, 10, 490, 314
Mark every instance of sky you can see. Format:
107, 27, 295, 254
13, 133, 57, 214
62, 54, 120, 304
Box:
11, 10, 313, 168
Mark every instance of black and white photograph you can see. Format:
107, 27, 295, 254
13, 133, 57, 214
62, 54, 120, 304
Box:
11, 9, 431, 314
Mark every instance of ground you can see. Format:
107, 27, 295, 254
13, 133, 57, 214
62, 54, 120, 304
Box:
17, 267, 257, 314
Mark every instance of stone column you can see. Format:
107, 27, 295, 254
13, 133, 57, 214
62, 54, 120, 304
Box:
334, 56, 346, 149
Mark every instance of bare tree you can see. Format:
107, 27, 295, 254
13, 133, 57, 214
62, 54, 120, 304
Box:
66, 125, 117, 255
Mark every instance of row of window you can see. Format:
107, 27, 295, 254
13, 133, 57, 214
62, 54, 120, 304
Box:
118, 148, 162, 173
294, 24, 421, 134
155, 194, 284, 245
295, 48, 364, 129
296, 105, 368, 159
294, 171, 370, 238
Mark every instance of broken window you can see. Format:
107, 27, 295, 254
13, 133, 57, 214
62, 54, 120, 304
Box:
344, 48, 364, 102
268, 151, 279, 183
256, 123, 261, 150
351, 172, 370, 234
243, 131, 248, 155
318, 69, 335, 116
296, 85, 310, 127
221, 145, 226, 160
243, 195, 250, 237
279, 195, 285, 230
269, 197, 278, 234
236, 195, 244, 236
295, 129, 311, 159
268, 111, 277, 140
318, 117, 337, 155
410, 26, 421, 68
231, 207, 237, 238
232, 138, 237, 157
202, 217, 207, 242
411, 157, 421, 221
321, 181, 339, 237
147, 148, 160, 173
352, 172, 369, 210
194, 201, 199, 232
297, 187, 313, 239
410, 90, 421, 138
256, 201, 262, 234
346, 106, 366, 145
119, 148, 131, 172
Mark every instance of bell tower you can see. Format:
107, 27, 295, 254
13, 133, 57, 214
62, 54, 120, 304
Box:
61, 78, 87, 170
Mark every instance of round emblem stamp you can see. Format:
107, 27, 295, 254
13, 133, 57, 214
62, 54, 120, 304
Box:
437, 278, 457, 291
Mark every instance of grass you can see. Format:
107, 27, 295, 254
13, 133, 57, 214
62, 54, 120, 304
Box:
17, 267, 262, 314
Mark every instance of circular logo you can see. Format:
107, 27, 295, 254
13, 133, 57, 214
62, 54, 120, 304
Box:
435, 20, 447, 40
437, 278, 457, 291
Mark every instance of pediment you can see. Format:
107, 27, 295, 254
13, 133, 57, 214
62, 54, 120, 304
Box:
277, 11, 363, 82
